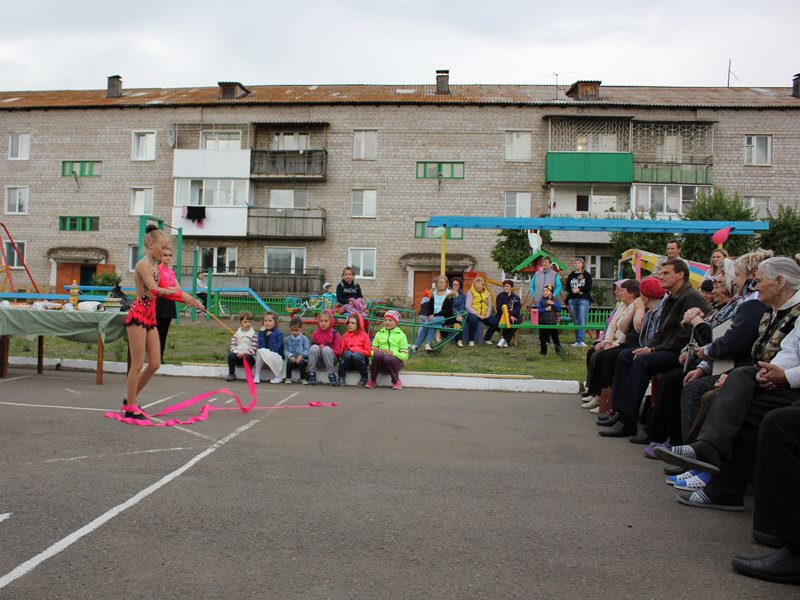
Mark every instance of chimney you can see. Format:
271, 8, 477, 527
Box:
565, 80, 601, 101
106, 75, 122, 98
218, 81, 251, 100
793, 73, 800, 99
436, 70, 450, 95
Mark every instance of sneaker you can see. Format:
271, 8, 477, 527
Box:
456, 340, 464, 347
576, 341, 587, 347
484, 340, 493, 345
364, 379, 375, 389
666, 470, 699, 486
300, 379, 309, 385
581, 397, 599, 409
226, 374, 236, 382
497, 339, 507, 348
411, 345, 418, 352
252, 377, 261, 384
468, 341, 475, 347
328, 373, 337, 386
285, 378, 293, 385
589, 406, 600, 414
358, 377, 368, 387
674, 472, 712, 491
424, 343, 432, 352
570, 342, 582, 348
308, 373, 317, 386
270, 377, 282, 384
392, 380, 403, 390
337, 377, 345, 386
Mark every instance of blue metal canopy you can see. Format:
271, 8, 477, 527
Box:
427, 216, 768, 234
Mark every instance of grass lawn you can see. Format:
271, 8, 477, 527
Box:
7, 319, 590, 382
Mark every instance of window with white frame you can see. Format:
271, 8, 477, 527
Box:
271, 132, 308, 151
3, 240, 25, 268
505, 131, 531, 161
265, 247, 306, 274
132, 131, 156, 160
269, 189, 308, 209
352, 190, 377, 218
174, 179, 248, 206
348, 248, 376, 278
504, 191, 531, 218
744, 135, 771, 165
130, 188, 154, 215
129, 245, 140, 271
201, 130, 242, 150
8, 133, 30, 160
200, 246, 238, 274
584, 255, 614, 279
353, 130, 377, 160
633, 184, 711, 214
5, 186, 28, 214
744, 196, 771, 219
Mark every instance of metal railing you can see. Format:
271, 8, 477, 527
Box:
247, 207, 326, 239
250, 149, 327, 178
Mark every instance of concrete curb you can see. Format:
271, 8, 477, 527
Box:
7, 357, 579, 394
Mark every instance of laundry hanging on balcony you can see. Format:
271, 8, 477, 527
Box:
183, 205, 206, 226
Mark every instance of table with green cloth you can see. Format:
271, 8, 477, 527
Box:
0, 307, 128, 384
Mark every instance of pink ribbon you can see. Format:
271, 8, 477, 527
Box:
104, 361, 337, 427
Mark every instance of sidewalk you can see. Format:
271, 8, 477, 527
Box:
7, 356, 579, 394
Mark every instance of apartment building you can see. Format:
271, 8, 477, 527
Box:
2, 71, 799, 305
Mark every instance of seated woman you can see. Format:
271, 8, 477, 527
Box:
483, 279, 522, 348
413, 275, 455, 353
464, 277, 492, 347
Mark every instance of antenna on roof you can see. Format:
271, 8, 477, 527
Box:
727, 59, 740, 87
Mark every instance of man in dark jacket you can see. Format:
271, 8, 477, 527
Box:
483, 279, 522, 348
600, 259, 708, 437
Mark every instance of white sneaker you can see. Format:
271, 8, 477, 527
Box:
285, 378, 292, 385
468, 341, 475, 347
497, 339, 507, 348
484, 340, 493, 345
589, 406, 600, 414
456, 340, 464, 347
300, 379, 309, 385
252, 377, 261, 384
424, 343, 432, 352
270, 377, 283, 384
581, 397, 599, 409
411, 345, 418, 352
577, 341, 588, 347
570, 342, 582, 348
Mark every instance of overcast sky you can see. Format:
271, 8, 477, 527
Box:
1, 0, 797, 91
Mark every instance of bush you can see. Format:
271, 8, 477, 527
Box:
91, 271, 121, 287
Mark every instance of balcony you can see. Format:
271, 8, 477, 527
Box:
546, 152, 634, 183
633, 158, 714, 185
250, 149, 327, 179
247, 207, 326, 239
248, 268, 325, 296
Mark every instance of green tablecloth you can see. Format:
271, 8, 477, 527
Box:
0, 307, 127, 344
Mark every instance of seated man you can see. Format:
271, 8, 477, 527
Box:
731, 399, 800, 584
655, 257, 800, 510
599, 259, 708, 437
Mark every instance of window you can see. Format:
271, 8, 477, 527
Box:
59, 216, 99, 232
132, 131, 156, 160
633, 185, 711, 214
8, 133, 30, 160
353, 130, 377, 160
201, 130, 242, 150
5, 187, 28, 214
3, 241, 25, 268
352, 190, 377, 218
744, 196, 771, 219
348, 248, 376, 278
61, 161, 102, 177
271, 133, 308, 151
416, 161, 465, 179
130, 188, 154, 215
265, 247, 306, 274
414, 222, 463, 239
576, 194, 590, 212
744, 135, 771, 165
576, 134, 617, 152
200, 246, 238, 274
584, 255, 614, 279
505, 131, 531, 161
129, 245, 140, 271
269, 189, 308, 209
174, 179, 249, 206
504, 192, 531, 218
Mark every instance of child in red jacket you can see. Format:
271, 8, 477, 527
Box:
338, 313, 371, 386
308, 309, 342, 386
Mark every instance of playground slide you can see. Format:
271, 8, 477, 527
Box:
619, 249, 709, 288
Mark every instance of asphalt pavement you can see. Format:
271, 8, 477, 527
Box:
0, 368, 794, 599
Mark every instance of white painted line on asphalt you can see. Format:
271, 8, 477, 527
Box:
44, 456, 91, 464
206, 397, 218, 403
42, 447, 195, 464
142, 393, 180, 410
0, 513, 11, 524
225, 398, 234, 404
145, 417, 217, 443
64, 388, 81, 396
0, 376, 29, 384
0, 401, 107, 412
0, 392, 296, 591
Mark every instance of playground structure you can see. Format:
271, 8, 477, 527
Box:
618, 248, 709, 288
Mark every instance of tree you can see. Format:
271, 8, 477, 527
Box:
679, 189, 758, 262
759, 205, 800, 257
491, 228, 552, 274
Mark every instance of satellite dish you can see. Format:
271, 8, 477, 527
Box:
166, 128, 175, 148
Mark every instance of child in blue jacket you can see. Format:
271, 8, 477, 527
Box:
254, 312, 285, 383
537, 284, 562, 356
283, 316, 310, 384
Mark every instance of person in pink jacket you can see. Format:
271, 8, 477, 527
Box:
338, 313, 371, 386
308, 309, 342, 386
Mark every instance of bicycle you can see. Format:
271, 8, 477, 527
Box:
288, 294, 334, 317
182, 297, 231, 320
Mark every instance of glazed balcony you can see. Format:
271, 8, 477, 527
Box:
250, 149, 327, 179
247, 207, 326, 240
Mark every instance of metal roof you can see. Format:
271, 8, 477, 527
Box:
426, 216, 769, 235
